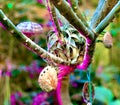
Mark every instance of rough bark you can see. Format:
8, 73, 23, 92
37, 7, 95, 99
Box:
60, 75, 72, 105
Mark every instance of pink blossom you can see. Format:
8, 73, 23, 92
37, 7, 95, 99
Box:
67, 0, 72, 7
6, 71, 11, 77
6, 59, 12, 71
0, 69, 2, 78
10, 92, 22, 105
37, 0, 43, 4
32, 92, 49, 105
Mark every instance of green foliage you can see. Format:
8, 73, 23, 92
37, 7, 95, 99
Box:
97, 65, 119, 82
95, 86, 113, 104
4, 99, 10, 105
11, 69, 20, 77
110, 14, 120, 37
109, 100, 120, 105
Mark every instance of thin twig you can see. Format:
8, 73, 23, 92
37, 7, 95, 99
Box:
46, 0, 60, 36
49, 1, 61, 34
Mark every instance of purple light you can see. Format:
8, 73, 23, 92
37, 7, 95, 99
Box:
0, 22, 6, 30
32, 92, 49, 105
67, 0, 72, 7
37, 0, 43, 4
77, 38, 92, 70
0, 69, 2, 78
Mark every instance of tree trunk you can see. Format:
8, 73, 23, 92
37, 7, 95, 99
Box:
61, 75, 73, 105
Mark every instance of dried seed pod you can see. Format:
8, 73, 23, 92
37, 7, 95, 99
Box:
82, 82, 95, 103
16, 22, 42, 37
103, 32, 113, 48
38, 66, 58, 92
47, 25, 85, 65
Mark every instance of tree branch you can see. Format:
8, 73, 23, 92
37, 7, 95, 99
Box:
90, 0, 118, 29
60, 76, 72, 105
95, 1, 120, 34
70, 0, 89, 27
54, 8, 69, 26
46, 0, 61, 36
55, 76, 72, 105
49, 1, 61, 34
79, 1, 120, 69
0, 9, 69, 65
50, 0, 95, 40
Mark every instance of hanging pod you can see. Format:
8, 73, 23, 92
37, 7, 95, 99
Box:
82, 82, 95, 104
38, 66, 58, 92
103, 32, 113, 48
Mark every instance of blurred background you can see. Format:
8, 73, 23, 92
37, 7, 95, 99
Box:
0, 0, 120, 105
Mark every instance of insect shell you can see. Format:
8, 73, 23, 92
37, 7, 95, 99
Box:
38, 66, 58, 92
82, 82, 95, 103
16, 22, 42, 37
103, 32, 113, 48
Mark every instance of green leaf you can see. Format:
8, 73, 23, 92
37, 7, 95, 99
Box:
7, 3, 13, 9
20, 96, 32, 104
11, 69, 20, 77
110, 30, 117, 37
21, 0, 36, 5
95, 86, 113, 104
109, 100, 120, 105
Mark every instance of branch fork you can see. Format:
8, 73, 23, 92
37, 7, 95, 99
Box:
0, 0, 120, 104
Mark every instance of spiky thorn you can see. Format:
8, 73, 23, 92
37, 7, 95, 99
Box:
0, 9, 69, 65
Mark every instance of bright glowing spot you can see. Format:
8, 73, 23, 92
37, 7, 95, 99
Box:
7, 3, 13, 9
